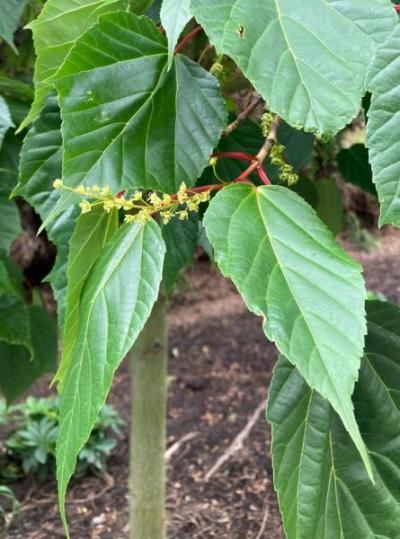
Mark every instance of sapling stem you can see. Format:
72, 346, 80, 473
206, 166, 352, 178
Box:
129, 293, 168, 539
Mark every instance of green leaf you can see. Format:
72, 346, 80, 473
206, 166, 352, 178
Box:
366, 25, 400, 226
0, 306, 57, 403
366, 298, 400, 334
267, 300, 400, 539
16, 95, 63, 217
146, 0, 161, 21
337, 144, 376, 196
191, 0, 396, 136
204, 183, 370, 475
0, 0, 28, 52
0, 256, 20, 297
197, 221, 213, 260
0, 73, 33, 101
56, 220, 165, 531
54, 207, 119, 389
130, 0, 155, 13
18, 0, 129, 132
0, 196, 21, 253
53, 11, 227, 195
162, 212, 198, 292
290, 176, 319, 209
5, 96, 31, 127
46, 208, 80, 326
0, 132, 22, 197
0, 96, 14, 149
277, 122, 314, 172
0, 254, 32, 355
16, 96, 78, 324
160, 0, 192, 66
315, 178, 343, 236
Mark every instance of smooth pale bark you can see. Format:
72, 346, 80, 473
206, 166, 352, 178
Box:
129, 293, 168, 539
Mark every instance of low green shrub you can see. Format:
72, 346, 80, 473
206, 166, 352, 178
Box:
0, 397, 123, 481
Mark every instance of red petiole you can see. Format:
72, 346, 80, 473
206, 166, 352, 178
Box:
213, 151, 271, 185
175, 26, 203, 54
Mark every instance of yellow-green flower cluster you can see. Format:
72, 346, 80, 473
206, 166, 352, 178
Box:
53, 179, 211, 225
210, 55, 224, 80
269, 143, 299, 186
210, 54, 234, 83
261, 111, 275, 138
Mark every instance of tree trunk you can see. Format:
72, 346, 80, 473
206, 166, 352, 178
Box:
129, 293, 168, 539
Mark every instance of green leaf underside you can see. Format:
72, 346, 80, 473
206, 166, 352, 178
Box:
15, 95, 62, 217
16, 96, 78, 325
366, 25, 400, 227
162, 212, 198, 292
0, 0, 28, 52
5, 97, 31, 127
0, 254, 32, 356
19, 0, 129, 131
191, 0, 396, 136
0, 132, 22, 197
290, 177, 319, 209
315, 178, 343, 236
0, 96, 14, 149
130, 0, 155, 14
53, 11, 227, 195
160, 0, 193, 66
55, 207, 119, 389
0, 196, 22, 253
337, 144, 376, 196
56, 220, 165, 532
0, 73, 33, 102
46, 207, 80, 327
268, 300, 400, 539
204, 183, 369, 474
0, 306, 57, 403
0, 255, 21, 297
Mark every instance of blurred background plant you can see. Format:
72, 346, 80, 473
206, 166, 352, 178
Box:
0, 485, 20, 537
0, 397, 124, 482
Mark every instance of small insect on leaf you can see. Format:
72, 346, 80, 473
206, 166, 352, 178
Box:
237, 24, 246, 38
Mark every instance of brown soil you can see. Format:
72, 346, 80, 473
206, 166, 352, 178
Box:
3, 227, 400, 539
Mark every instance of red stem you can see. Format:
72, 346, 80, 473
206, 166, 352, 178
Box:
395, 5, 400, 12
257, 167, 271, 185
214, 151, 271, 184
234, 160, 261, 183
175, 26, 203, 54
214, 151, 254, 163
187, 184, 224, 194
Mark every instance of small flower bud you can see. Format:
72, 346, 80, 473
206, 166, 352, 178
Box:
79, 200, 92, 214
53, 179, 63, 190
132, 191, 143, 201
160, 211, 173, 224
75, 185, 87, 195
103, 200, 115, 213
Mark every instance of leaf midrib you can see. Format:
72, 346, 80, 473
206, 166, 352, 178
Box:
60, 56, 169, 187
57, 224, 144, 488
30, 0, 122, 28
255, 190, 352, 413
